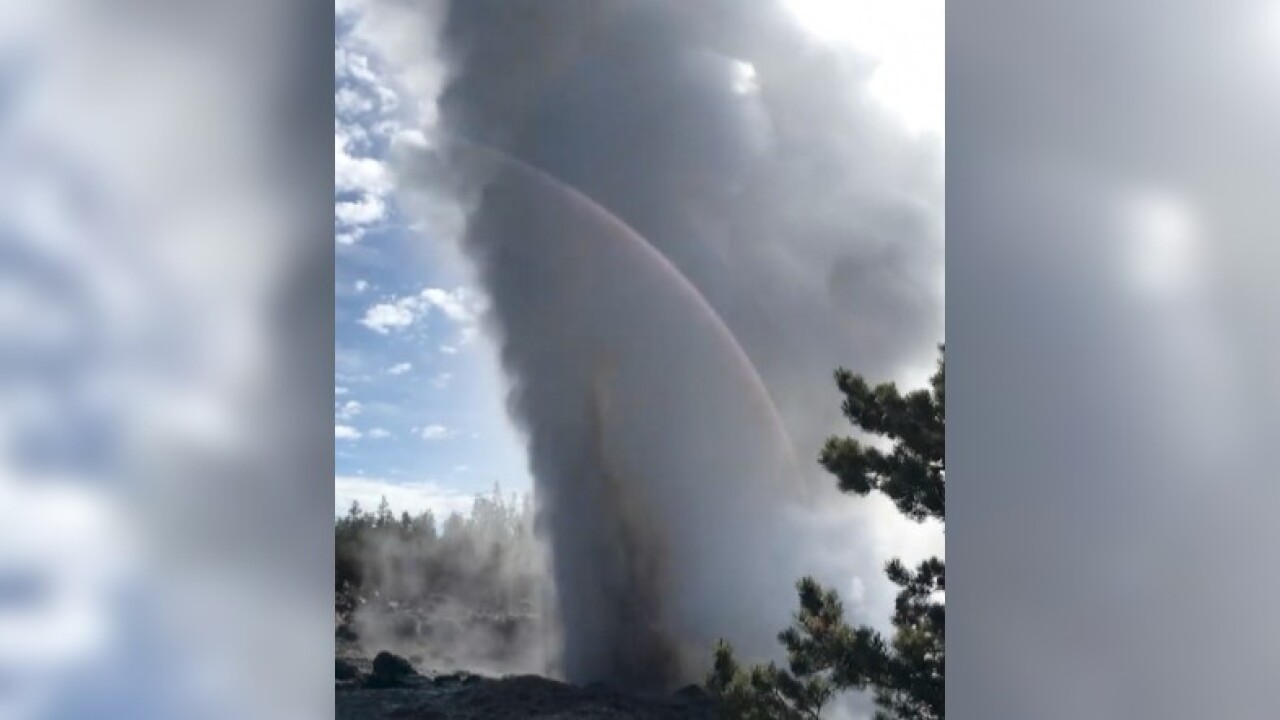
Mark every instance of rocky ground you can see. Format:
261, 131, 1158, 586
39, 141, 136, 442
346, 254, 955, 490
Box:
336, 601, 719, 719
336, 658, 718, 719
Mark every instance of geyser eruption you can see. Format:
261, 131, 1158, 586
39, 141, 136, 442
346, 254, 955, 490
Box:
404, 140, 807, 690
382, 0, 943, 703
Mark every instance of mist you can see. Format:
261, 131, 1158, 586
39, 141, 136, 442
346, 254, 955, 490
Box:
370, 0, 944, 696
335, 491, 554, 678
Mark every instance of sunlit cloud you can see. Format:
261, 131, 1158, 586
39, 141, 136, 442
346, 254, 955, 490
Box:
785, 0, 944, 136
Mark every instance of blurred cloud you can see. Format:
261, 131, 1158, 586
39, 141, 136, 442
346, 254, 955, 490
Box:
1122, 188, 1202, 301
0, 1, 333, 718
950, 1, 1280, 717
0, 479, 136, 719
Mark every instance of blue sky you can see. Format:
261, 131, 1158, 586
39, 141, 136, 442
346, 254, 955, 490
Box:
334, 12, 530, 519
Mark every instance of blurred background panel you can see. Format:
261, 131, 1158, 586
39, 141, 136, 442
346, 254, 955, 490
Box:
0, 1, 333, 719
950, 1, 1280, 717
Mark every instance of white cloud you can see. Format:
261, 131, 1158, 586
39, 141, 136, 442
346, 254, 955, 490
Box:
337, 117, 370, 148
335, 194, 386, 226
387, 362, 411, 375
335, 476, 474, 518
338, 0, 449, 129
335, 132, 391, 197
420, 287, 482, 324
333, 11, 407, 242
335, 87, 375, 117
336, 228, 365, 246
335, 386, 349, 396
420, 424, 452, 440
373, 85, 400, 114
334, 0, 367, 20
335, 40, 401, 118
336, 400, 362, 420
431, 371, 452, 389
359, 299, 416, 333
335, 46, 378, 85
357, 286, 484, 335
335, 425, 362, 440
354, 279, 369, 293
438, 344, 458, 355
366, 428, 392, 439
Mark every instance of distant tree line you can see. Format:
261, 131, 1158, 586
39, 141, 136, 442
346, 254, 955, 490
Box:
335, 484, 539, 617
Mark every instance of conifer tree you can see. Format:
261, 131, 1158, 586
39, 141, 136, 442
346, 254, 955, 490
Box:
710, 347, 944, 719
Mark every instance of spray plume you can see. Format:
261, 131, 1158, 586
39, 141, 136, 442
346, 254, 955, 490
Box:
398, 138, 808, 689
381, 0, 944, 695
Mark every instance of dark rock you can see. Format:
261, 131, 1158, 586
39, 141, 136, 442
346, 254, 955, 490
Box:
387, 706, 445, 719
433, 670, 482, 687
373, 651, 416, 678
337, 670, 722, 719
674, 684, 710, 702
364, 651, 421, 689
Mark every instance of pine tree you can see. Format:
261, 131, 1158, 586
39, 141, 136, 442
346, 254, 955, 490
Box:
710, 347, 945, 719
376, 495, 394, 528
414, 510, 438, 543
